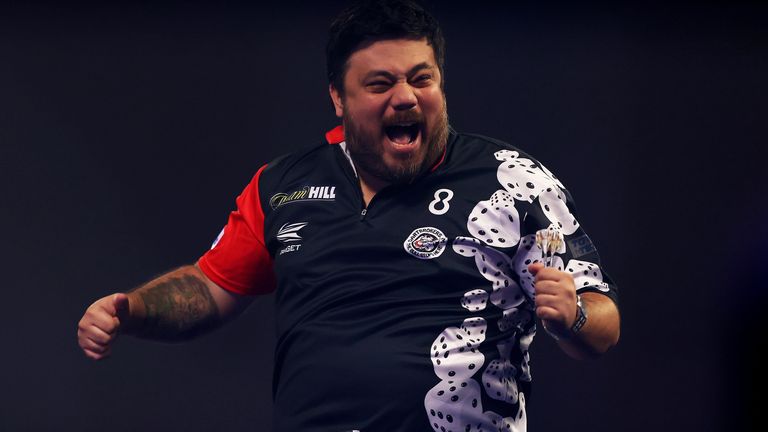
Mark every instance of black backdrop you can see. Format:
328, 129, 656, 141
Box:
1, 1, 766, 431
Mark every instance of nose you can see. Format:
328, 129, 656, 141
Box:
390, 82, 418, 111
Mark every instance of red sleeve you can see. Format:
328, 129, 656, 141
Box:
198, 164, 276, 295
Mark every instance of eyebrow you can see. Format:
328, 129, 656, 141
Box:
363, 62, 435, 81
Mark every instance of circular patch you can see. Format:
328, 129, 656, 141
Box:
404, 227, 448, 260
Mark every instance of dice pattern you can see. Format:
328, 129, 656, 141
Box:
517, 328, 535, 383
424, 378, 485, 432
426, 148, 608, 432
497, 307, 533, 333
453, 236, 526, 309
495, 150, 561, 204
478, 393, 528, 432
430, 318, 487, 381
482, 357, 519, 404
425, 378, 528, 432
494, 149, 520, 161
538, 186, 580, 236
490, 285, 524, 311
565, 259, 610, 292
441, 234, 533, 430
462, 289, 490, 312
467, 190, 520, 248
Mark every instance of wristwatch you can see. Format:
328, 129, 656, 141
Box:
542, 294, 588, 341
570, 294, 588, 334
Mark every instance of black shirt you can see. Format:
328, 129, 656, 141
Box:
200, 128, 618, 432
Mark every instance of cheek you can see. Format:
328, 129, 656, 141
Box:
348, 99, 387, 127
420, 90, 446, 117
356, 94, 388, 114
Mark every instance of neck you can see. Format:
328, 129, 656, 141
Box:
357, 168, 390, 207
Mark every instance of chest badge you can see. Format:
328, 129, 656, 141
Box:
277, 222, 308, 255
404, 227, 448, 260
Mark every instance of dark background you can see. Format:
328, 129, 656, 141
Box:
1, 1, 766, 431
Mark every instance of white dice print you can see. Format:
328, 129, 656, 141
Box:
538, 186, 580, 235
425, 380, 527, 432
431, 147, 598, 432
467, 190, 520, 248
565, 259, 610, 292
454, 237, 526, 309
496, 153, 557, 204
479, 394, 528, 432
461, 317, 487, 338
498, 307, 533, 333
462, 289, 489, 312
490, 285, 524, 310
453, 236, 484, 258
482, 358, 519, 404
453, 236, 514, 285
430, 318, 487, 381
494, 335, 517, 360
517, 329, 535, 383
425, 379, 485, 432
494, 149, 520, 161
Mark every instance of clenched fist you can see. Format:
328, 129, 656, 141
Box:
77, 293, 132, 360
528, 262, 578, 339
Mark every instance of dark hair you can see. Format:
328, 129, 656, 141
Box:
326, 0, 445, 94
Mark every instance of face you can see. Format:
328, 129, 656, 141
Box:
330, 38, 449, 184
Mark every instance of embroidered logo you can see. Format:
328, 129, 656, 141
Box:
270, 186, 336, 210
404, 227, 447, 260
277, 222, 308, 255
277, 222, 308, 243
566, 234, 596, 258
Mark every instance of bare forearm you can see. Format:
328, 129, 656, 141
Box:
556, 293, 620, 360
124, 265, 221, 341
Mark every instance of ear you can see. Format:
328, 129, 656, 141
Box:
329, 84, 344, 118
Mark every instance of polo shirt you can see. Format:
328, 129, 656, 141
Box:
199, 126, 618, 432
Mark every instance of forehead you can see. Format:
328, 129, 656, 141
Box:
345, 38, 438, 77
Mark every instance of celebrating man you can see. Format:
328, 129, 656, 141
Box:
78, 1, 620, 431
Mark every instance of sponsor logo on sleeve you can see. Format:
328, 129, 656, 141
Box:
566, 234, 596, 258
404, 227, 448, 259
269, 186, 336, 210
277, 222, 308, 255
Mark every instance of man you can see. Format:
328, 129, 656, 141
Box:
77, 1, 620, 431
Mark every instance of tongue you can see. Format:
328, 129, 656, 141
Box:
387, 126, 413, 144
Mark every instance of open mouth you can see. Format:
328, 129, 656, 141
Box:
384, 122, 420, 145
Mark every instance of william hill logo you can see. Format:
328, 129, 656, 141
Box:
270, 186, 336, 210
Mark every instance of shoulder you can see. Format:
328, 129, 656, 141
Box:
448, 130, 545, 168
254, 138, 347, 195
452, 131, 519, 152
262, 142, 333, 179
260, 125, 347, 183
447, 129, 569, 195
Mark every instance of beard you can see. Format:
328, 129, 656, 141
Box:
343, 99, 449, 185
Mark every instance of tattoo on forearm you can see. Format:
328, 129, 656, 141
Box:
138, 275, 219, 340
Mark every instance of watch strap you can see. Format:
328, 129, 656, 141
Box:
570, 294, 588, 333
